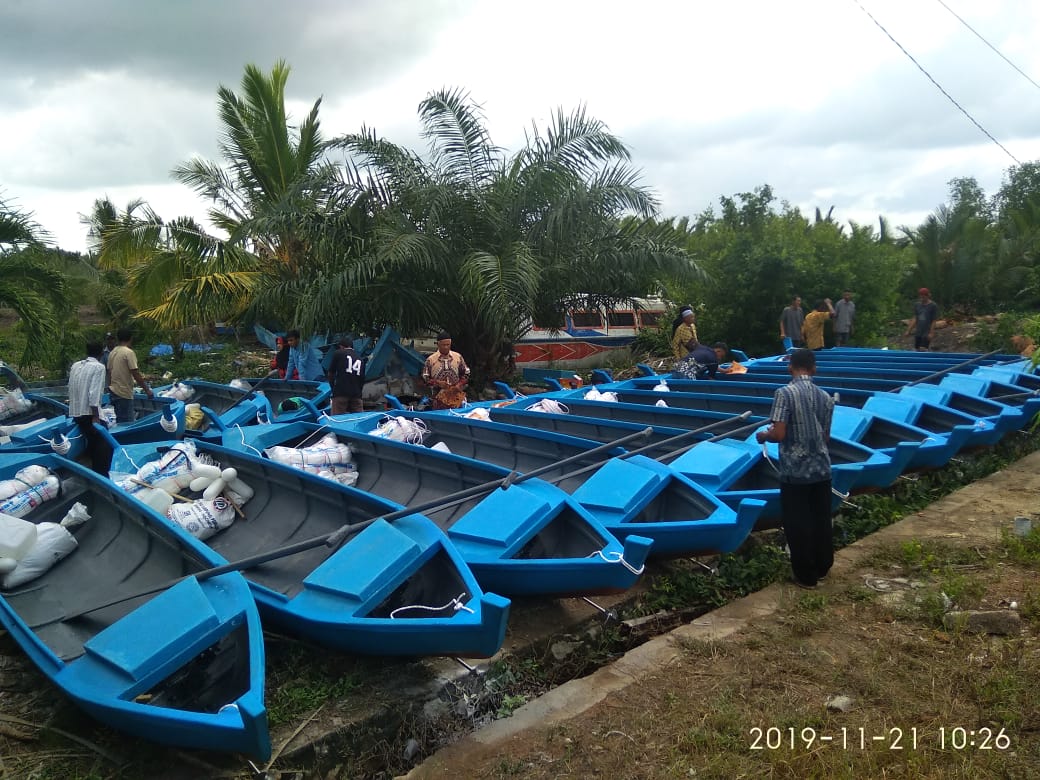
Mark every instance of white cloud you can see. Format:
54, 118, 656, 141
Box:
3, 0, 1040, 251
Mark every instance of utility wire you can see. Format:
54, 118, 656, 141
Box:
851, 0, 1020, 165
935, 0, 1040, 93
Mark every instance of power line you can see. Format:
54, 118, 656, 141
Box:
850, 0, 1020, 165
935, 0, 1040, 93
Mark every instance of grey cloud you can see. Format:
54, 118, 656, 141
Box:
0, 0, 473, 97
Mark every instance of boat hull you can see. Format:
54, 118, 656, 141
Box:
109, 438, 510, 658
0, 453, 269, 759
224, 421, 652, 596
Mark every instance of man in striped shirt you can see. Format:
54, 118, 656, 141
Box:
756, 348, 834, 588
68, 341, 112, 474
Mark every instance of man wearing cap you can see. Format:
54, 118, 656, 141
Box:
100, 332, 117, 369
422, 331, 470, 409
905, 288, 938, 351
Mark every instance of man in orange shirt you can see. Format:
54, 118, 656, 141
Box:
802, 299, 835, 350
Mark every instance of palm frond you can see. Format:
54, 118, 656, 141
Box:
418, 87, 500, 189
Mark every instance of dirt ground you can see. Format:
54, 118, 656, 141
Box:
410, 453, 1040, 779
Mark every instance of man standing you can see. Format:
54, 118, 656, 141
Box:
802, 298, 835, 350
107, 328, 153, 423
756, 349, 834, 589
833, 291, 855, 346
327, 338, 367, 414
285, 330, 325, 381
779, 296, 805, 349
68, 341, 111, 474
905, 288, 938, 351
100, 332, 117, 368
422, 331, 470, 410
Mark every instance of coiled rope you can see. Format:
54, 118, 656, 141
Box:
588, 549, 645, 576
525, 398, 569, 415
389, 592, 475, 619
44, 430, 79, 455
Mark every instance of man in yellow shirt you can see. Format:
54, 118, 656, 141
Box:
670, 308, 698, 359
106, 328, 153, 423
801, 299, 835, 350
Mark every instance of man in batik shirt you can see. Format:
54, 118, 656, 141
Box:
422, 331, 471, 409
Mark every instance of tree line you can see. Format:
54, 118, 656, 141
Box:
2, 61, 1039, 375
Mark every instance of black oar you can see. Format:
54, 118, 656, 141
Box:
988, 389, 1040, 403
44, 425, 655, 624
904, 350, 1001, 387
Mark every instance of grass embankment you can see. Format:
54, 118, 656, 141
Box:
465, 528, 1040, 780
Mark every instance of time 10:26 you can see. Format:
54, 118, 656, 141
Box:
940, 727, 1011, 750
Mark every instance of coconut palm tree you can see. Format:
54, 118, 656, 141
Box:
324, 88, 699, 380
172, 60, 337, 276
92, 62, 345, 332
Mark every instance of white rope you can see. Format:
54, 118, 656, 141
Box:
43, 430, 79, 455
232, 424, 265, 459
293, 424, 331, 448
372, 415, 428, 444
588, 549, 645, 576
389, 592, 474, 619
525, 398, 569, 415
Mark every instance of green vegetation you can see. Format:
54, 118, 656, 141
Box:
4, 61, 1040, 378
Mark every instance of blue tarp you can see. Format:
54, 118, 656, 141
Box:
149, 343, 226, 357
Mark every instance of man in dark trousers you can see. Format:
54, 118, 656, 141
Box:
67, 341, 112, 474
905, 287, 938, 351
327, 338, 366, 414
755, 348, 835, 589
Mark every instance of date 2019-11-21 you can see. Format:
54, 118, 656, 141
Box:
749, 726, 1011, 751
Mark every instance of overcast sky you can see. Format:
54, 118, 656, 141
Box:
3, 0, 1039, 252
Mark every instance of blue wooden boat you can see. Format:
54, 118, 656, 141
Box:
0, 392, 85, 458
305, 411, 766, 558
820, 346, 1025, 362
220, 421, 652, 596
492, 392, 902, 494
729, 364, 1026, 436
425, 405, 858, 525
594, 377, 978, 468
154, 379, 271, 441
0, 453, 269, 759
239, 377, 331, 422
566, 386, 925, 479
107, 393, 186, 443
108, 438, 510, 658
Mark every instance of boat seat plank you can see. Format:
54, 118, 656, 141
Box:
83, 577, 219, 681
570, 458, 666, 514
669, 440, 755, 490
449, 485, 551, 548
303, 520, 421, 602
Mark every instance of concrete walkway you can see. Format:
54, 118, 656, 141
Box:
404, 449, 1040, 777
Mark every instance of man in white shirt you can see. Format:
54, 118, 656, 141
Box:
68, 341, 111, 474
